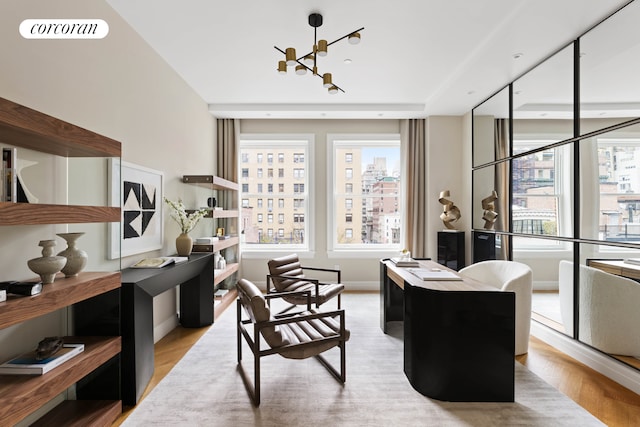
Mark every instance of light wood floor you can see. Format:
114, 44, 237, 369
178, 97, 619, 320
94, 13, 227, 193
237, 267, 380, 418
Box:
114, 293, 640, 427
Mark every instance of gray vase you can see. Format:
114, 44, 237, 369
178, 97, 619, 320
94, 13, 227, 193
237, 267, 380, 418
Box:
27, 240, 67, 284
57, 232, 88, 277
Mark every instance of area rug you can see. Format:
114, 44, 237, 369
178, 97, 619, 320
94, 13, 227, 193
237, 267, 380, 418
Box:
122, 293, 604, 426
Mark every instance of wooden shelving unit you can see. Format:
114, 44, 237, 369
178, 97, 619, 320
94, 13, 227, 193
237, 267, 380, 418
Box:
182, 175, 240, 289
0, 96, 123, 426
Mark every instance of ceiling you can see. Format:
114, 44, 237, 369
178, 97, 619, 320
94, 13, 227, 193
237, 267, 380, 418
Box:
106, 0, 631, 119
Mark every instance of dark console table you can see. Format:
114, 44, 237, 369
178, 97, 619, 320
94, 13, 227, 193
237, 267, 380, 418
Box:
380, 259, 515, 402
120, 252, 214, 405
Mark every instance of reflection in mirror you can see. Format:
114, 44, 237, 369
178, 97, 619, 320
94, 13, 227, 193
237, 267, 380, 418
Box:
472, 86, 510, 167
579, 122, 640, 242
512, 45, 574, 143
512, 236, 571, 336
574, 242, 640, 370
580, 0, 640, 131
512, 142, 573, 238
473, 165, 501, 231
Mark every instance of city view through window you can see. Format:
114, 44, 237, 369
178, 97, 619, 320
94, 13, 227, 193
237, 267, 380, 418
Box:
239, 138, 401, 249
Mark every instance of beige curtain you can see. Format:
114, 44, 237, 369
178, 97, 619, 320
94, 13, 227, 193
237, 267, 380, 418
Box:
216, 118, 239, 181
494, 118, 510, 260
216, 118, 239, 267
401, 119, 428, 258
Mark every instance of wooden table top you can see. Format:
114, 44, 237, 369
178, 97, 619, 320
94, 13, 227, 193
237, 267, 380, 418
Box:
384, 259, 501, 292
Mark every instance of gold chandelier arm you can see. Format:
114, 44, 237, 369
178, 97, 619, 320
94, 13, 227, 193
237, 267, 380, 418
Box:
326, 27, 365, 47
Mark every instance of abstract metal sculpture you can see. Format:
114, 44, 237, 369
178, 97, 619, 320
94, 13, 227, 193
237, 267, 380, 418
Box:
482, 191, 498, 230
438, 190, 461, 230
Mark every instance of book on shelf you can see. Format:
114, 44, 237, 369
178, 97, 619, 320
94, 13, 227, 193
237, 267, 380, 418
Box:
131, 256, 188, 269
390, 257, 420, 267
624, 258, 640, 266
406, 268, 462, 281
0, 343, 84, 375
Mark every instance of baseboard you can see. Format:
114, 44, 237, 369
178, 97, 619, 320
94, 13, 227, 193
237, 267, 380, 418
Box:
531, 321, 640, 395
532, 280, 557, 291
154, 314, 180, 343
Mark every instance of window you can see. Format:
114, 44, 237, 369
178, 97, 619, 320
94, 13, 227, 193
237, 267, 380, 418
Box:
596, 139, 640, 244
242, 168, 249, 178
242, 199, 249, 208
257, 183, 263, 193
329, 134, 402, 251
240, 134, 311, 250
512, 139, 570, 249
242, 183, 249, 193
242, 153, 249, 163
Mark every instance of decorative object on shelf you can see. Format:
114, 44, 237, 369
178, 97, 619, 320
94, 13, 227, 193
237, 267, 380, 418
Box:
481, 190, 499, 230
207, 197, 216, 208
438, 190, 461, 230
275, 13, 364, 94
109, 159, 164, 259
27, 240, 67, 284
0, 280, 42, 296
36, 336, 64, 360
216, 227, 225, 237
56, 232, 88, 277
175, 233, 193, 257
164, 197, 209, 256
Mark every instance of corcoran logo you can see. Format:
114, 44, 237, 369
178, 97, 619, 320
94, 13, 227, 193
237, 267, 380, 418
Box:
19, 19, 109, 39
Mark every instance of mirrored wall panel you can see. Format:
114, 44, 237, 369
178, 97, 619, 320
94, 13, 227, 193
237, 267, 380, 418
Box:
579, 122, 640, 242
511, 143, 573, 238
512, 236, 572, 336
512, 45, 574, 144
473, 86, 510, 167
580, 0, 640, 131
578, 241, 640, 369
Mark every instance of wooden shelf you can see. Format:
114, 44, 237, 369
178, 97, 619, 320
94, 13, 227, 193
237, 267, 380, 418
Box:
30, 400, 121, 427
214, 262, 239, 286
0, 272, 121, 330
182, 175, 239, 191
0, 97, 121, 158
0, 97, 123, 425
186, 208, 239, 219
0, 336, 121, 426
192, 236, 239, 253
0, 202, 120, 225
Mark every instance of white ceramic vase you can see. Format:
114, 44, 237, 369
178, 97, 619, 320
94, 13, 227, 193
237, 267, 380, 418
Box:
57, 232, 88, 277
27, 240, 67, 284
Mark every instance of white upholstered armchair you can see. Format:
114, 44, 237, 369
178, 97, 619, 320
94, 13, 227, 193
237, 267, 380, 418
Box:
458, 260, 533, 355
559, 260, 640, 357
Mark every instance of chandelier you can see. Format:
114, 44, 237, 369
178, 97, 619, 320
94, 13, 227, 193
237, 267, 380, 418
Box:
275, 13, 364, 94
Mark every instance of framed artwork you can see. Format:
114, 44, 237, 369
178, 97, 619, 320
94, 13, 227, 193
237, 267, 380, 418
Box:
109, 159, 164, 259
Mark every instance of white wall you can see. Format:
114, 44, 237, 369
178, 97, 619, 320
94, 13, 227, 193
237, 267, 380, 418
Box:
0, 0, 216, 354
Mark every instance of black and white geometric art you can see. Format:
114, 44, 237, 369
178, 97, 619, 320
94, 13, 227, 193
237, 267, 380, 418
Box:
109, 159, 163, 259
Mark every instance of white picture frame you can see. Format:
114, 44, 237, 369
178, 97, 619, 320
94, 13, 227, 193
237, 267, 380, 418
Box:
109, 159, 164, 259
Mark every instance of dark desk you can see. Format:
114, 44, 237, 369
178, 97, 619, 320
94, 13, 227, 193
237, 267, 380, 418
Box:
380, 259, 515, 402
120, 252, 214, 405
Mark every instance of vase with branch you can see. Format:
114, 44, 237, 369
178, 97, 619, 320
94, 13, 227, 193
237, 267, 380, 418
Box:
164, 197, 209, 256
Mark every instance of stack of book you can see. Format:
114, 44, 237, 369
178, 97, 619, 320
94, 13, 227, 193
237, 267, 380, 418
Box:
0, 343, 84, 375
389, 257, 420, 267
